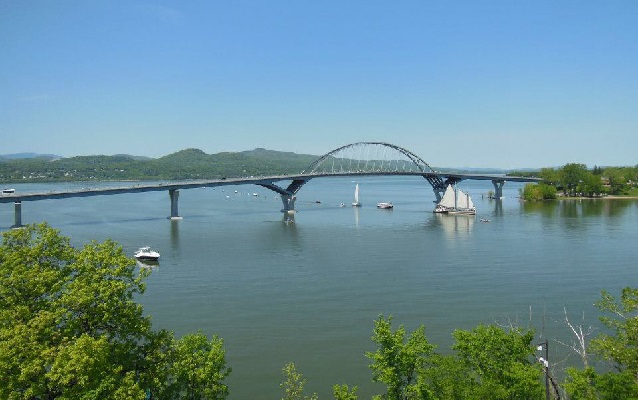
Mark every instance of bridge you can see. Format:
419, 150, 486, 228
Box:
1, 142, 541, 226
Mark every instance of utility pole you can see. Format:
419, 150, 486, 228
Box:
538, 340, 550, 400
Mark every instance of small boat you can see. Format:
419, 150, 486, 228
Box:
377, 202, 393, 209
434, 184, 476, 215
2, 188, 15, 194
339, 202, 346, 207
352, 183, 362, 207
134, 246, 160, 261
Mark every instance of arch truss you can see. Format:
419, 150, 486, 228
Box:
301, 142, 447, 196
260, 142, 449, 220
302, 142, 437, 175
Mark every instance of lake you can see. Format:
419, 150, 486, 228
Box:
1, 177, 636, 399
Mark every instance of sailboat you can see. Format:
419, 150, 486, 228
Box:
352, 183, 362, 207
434, 184, 476, 215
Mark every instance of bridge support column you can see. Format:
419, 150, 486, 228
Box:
12, 201, 23, 228
491, 180, 505, 199
168, 189, 182, 220
280, 194, 296, 223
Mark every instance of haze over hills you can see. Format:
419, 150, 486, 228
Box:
0, 148, 531, 184
0, 153, 60, 161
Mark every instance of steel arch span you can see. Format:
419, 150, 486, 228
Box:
302, 142, 437, 175
256, 142, 449, 220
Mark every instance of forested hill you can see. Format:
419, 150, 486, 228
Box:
0, 148, 319, 182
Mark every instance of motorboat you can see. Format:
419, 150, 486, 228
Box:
134, 246, 160, 261
2, 188, 15, 194
377, 202, 394, 209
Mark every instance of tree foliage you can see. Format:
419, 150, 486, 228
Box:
366, 315, 435, 399
280, 362, 318, 400
563, 287, 638, 399
366, 316, 543, 400
451, 325, 543, 399
521, 183, 557, 201
0, 148, 318, 182
0, 223, 230, 400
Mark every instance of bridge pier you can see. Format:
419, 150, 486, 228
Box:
491, 180, 505, 199
168, 189, 182, 220
12, 201, 23, 228
280, 194, 297, 223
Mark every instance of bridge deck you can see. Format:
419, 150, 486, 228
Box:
0, 172, 540, 203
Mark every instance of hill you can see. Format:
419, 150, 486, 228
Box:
0, 148, 318, 183
0, 152, 60, 161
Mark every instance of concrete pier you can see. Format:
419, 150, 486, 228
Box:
280, 194, 297, 223
491, 180, 505, 199
12, 202, 22, 228
169, 189, 182, 220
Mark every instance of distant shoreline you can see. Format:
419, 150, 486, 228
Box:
558, 195, 638, 200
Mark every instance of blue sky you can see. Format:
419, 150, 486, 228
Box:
1, 1, 636, 168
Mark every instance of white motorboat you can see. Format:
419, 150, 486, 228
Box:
134, 246, 160, 261
377, 202, 393, 209
352, 183, 362, 207
434, 184, 476, 215
2, 188, 15, 194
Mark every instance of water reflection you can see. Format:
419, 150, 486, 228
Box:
282, 210, 296, 224
522, 199, 635, 220
435, 213, 475, 238
136, 259, 160, 269
490, 198, 504, 217
170, 219, 180, 249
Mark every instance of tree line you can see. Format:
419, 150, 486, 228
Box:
0, 148, 317, 183
518, 163, 638, 201
1, 224, 636, 399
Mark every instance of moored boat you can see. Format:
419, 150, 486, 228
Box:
377, 202, 393, 209
134, 246, 160, 261
434, 184, 476, 215
352, 183, 362, 207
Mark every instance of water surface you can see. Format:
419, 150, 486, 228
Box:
1, 177, 635, 399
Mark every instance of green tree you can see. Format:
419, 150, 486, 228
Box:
539, 167, 561, 186
280, 362, 318, 400
422, 354, 473, 399
366, 315, 435, 400
0, 223, 230, 400
564, 287, 638, 399
521, 183, 557, 201
578, 172, 605, 197
333, 384, 358, 400
169, 332, 231, 400
560, 163, 589, 196
603, 167, 629, 195
451, 324, 544, 399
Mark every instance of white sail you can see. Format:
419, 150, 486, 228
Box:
457, 190, 468, 208
435, 185, 476, 214
457, 189, 474, 210
352, 184, 361, 206
438, 185, 456, 208
466, 192, 475, 209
